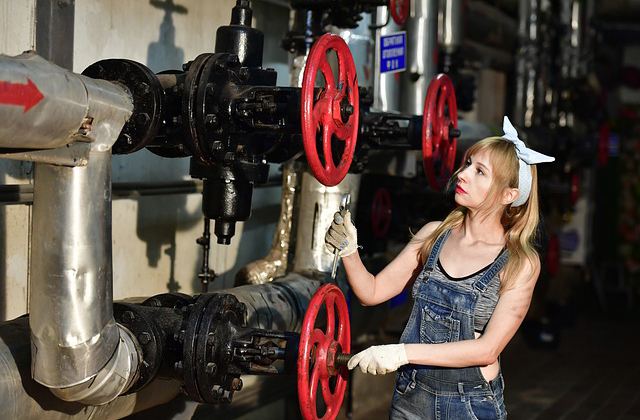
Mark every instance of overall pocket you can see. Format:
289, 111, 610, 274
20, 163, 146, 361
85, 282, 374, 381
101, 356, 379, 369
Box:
420, 302, 460, 343
394, 370, 416, 396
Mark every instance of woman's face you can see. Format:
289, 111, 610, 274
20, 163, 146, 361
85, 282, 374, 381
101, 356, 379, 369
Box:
454, 149, 495, 209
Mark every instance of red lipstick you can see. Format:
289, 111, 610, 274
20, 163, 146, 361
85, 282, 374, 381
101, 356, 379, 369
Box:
455, 185, 466, 194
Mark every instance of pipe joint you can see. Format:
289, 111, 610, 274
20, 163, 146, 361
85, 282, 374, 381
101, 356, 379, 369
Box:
50, 325, 141, 405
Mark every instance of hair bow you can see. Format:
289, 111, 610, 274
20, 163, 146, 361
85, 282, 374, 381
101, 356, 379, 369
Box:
502, 116, 555, 206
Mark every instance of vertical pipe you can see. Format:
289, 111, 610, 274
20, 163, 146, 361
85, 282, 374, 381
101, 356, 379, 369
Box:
373, 6, 402, 112
292, 171, 361, 276
440, 0, 462, 55
30, 151, 120, 388
401, 0, 439, 115
513, 0, 529, 126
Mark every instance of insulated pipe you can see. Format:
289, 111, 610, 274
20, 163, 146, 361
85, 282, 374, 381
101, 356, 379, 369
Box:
235, 161, 300, 285
0, 316, 181, 420
30, 151, 140, 403
0, 52, 138, 403
0, 52, 130, 150
373, 6, 402, 112
439, 0, 463, 54
401, 0, 439, 115
292, 171, 361, 276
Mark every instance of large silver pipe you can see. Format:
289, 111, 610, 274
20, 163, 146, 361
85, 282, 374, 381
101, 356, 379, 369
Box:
3, 52, 141, 403
292, 170, 361, 276
30, 151, 139, 403
401, 0, 439, 115
513, 0, 531, 126
226, 273, 322, 331
0, 316, 180, 420
0, 52, 130, 150
439, 0, 463, 54
373, 6, 402, 112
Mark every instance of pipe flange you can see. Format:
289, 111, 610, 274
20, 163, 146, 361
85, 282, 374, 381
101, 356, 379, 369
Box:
180, 292, 216, 402
82, 59, 163, 154
181, 293, 247, 404
113, 302, 163, 393
181, 53, 217, 165
142, 292, 196, 310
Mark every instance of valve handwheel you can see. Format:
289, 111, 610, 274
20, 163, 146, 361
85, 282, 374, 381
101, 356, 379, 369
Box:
298, 284, 351, 420
422, 74, 459, 191
301, 33, 359, 187
390, 0, 409, 25
371, 187, 392, 238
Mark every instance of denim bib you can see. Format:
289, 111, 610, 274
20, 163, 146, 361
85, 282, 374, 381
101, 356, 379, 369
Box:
391, 229, 509, 420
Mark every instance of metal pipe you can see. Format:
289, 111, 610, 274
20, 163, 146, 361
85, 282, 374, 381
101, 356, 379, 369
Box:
292, 170, 361, 276
0, 52, 130, 150
439, 0, 463, 54
0, 316, 181, 420
513, 0, 531, 126
30, 151, 141, 403
373, 6, 402, 112
235, 161, 300, 285
0, 179, 286, 205
225, 273, 323, 331
401, 0, 439, 115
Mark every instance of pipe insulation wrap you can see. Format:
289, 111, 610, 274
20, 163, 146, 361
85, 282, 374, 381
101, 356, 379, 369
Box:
293, 171, 361, 276
0, 316, 180, 420
30, 150, 125, 392
0, 52, 132, 150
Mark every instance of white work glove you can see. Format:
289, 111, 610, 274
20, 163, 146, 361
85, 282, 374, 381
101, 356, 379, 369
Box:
324, 209, 358, 257
347, 344, 409, 375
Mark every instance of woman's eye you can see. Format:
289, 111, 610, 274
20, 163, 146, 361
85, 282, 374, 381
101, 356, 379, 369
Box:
477, 168, 484, 175
465, 158, 472, 167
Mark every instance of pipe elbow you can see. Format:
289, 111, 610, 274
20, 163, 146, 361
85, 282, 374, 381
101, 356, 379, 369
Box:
50, 325, 141, 405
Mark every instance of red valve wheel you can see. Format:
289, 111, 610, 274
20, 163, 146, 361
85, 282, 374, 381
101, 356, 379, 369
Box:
371, 187, 392, 238
301, 33, 359, 187
422, 74, 458, 191
298, 284, 351, 420
390, 0, 409, 25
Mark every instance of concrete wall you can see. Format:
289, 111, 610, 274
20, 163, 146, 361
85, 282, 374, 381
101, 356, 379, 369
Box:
0, 0, 291, 320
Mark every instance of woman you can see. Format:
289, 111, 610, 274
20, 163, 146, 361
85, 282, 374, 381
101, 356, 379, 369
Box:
325, 117, 554, 419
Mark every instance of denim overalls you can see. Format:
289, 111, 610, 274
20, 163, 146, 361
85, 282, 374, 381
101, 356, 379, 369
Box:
390, 229, 509, 420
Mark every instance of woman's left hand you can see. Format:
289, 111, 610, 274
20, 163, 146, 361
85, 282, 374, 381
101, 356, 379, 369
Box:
347, 344, 408, 375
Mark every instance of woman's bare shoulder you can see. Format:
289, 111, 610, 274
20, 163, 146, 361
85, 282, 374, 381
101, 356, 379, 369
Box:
412, 221, 442, 242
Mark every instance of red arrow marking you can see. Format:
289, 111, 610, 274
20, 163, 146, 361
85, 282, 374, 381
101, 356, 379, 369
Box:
0, 78, 44, 113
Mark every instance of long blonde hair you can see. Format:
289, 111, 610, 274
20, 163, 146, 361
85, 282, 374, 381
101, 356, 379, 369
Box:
418, 137, 540, 292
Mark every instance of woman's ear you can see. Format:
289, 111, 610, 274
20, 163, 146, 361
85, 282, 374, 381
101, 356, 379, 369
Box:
502, 188, 519, 206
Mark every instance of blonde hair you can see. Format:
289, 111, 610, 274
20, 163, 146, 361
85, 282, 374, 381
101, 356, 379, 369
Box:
418, 137, 540, 292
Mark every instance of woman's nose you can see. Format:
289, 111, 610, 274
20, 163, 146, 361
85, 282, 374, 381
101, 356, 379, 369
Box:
458, 168, 468, 183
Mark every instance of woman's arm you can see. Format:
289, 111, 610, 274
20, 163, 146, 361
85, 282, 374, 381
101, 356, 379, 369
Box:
342, 221, 440, 306
403, 255, 541, 367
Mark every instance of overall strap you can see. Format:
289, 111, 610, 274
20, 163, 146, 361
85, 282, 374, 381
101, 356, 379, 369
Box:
474, 249, 510, 293
425, 229, 452, 272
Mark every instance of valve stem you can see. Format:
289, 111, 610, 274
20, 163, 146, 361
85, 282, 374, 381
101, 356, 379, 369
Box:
334, 353, 353, 366
197, 217, 216, 292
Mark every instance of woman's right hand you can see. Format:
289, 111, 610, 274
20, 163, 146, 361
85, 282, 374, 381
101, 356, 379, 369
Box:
325, 209, 358, 257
